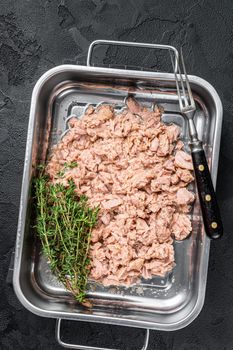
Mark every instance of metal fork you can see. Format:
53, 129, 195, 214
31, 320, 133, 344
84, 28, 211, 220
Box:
173, 51, 223, 239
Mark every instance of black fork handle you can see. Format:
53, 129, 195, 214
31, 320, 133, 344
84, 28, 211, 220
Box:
190, 143, 223, 239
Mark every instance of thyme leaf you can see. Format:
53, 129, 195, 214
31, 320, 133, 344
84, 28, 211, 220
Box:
34, 169, 99, 304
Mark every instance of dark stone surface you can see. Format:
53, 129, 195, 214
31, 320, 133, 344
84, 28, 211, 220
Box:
0, 1, 233, 349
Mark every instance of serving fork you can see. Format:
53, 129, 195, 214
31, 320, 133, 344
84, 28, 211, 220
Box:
173, 51, 223, 239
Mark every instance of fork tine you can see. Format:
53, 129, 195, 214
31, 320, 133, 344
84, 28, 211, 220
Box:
180, 48, 195, 107
177, 62, 189, 108
170, 50, 189, 109
170, 51, 184, 111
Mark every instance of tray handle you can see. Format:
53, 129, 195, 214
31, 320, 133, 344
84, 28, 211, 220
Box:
55, 318, 150, 350
87, 39, 179, 73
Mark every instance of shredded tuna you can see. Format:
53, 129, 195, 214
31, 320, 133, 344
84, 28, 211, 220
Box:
171, 213, 192, 240
47, 98, 195, 286
176, 188, 195, 205
175, 150, 193, 170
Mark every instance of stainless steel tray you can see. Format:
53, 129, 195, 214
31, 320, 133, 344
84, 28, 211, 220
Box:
13, 41, 223, 349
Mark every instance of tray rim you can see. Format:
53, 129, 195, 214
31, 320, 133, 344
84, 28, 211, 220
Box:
13, 64, 223, 331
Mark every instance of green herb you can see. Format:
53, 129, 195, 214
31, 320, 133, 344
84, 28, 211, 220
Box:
34, 169, 99, 304
57, 170, 65, 177
57, 162, 78, 178
64, 161, 78, 169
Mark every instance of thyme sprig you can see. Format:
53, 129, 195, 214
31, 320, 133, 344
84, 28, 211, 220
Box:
57, 161, 78, 177
34, 169, 99, 304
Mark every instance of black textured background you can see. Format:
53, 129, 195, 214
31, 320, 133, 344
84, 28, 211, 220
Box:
1, 1, 233, 349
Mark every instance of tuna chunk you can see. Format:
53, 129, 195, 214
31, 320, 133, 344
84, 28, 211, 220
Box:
175, 150, 193, 170
150, 137, 159, 152
177, 168, 194, 183
172, 213, 192, 240
157, 133, 170, 156
102, 198, 122, 210
127, 258, 144, 271
100, 213, 111, 225
47, 99, 195, 286
176, 188, 195, 205
166, 124, 180, 143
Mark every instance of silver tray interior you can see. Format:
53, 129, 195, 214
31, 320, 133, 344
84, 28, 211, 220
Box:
13, 66, 222, 331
